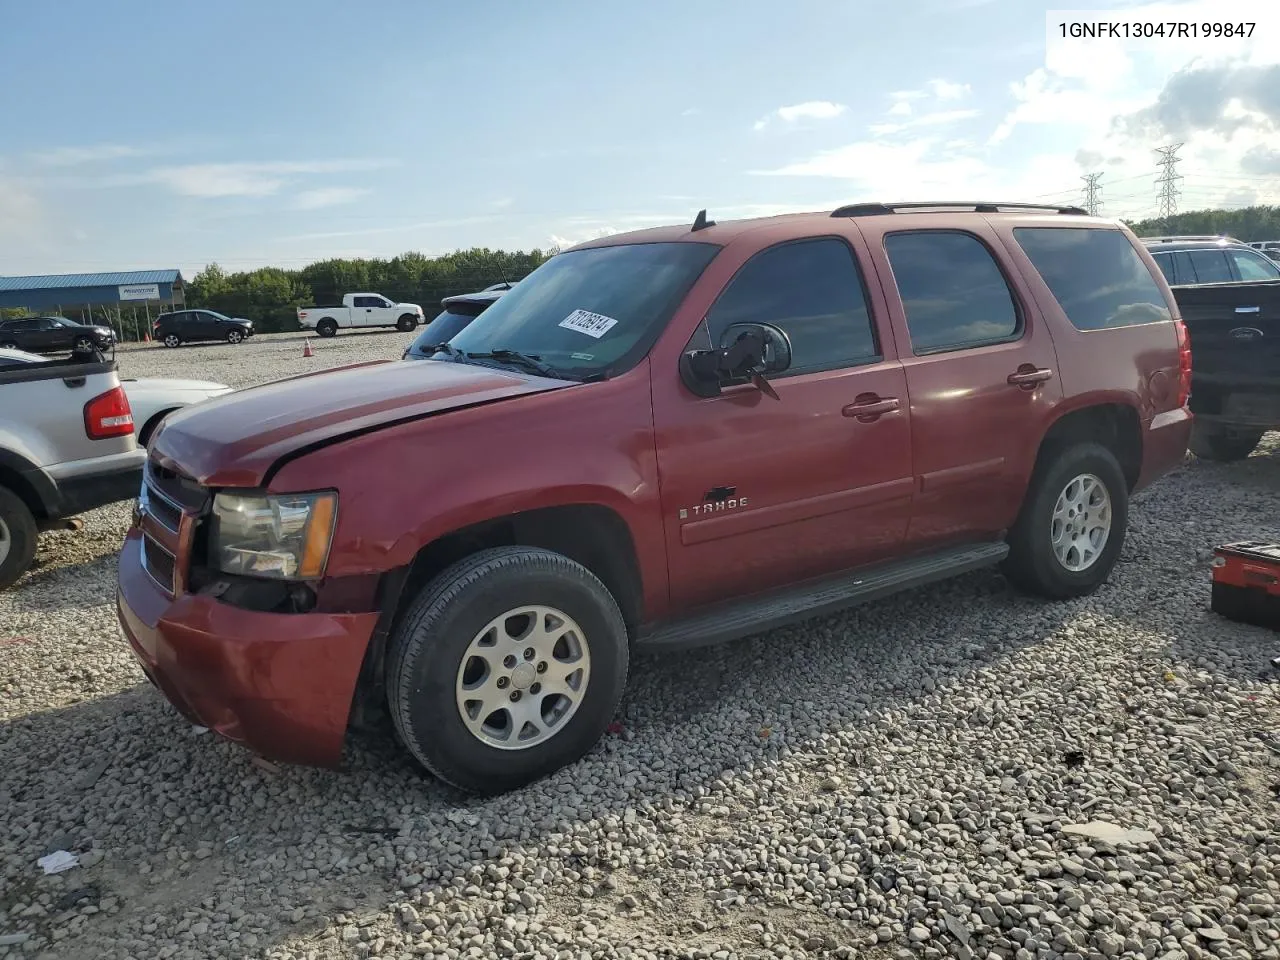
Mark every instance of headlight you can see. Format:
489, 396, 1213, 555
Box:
210, 491, 337, 580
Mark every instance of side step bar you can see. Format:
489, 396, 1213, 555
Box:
634, 541, 1009, 653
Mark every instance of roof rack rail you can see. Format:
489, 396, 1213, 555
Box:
1140, 234, 1243, 244
830, 201, 1088, 218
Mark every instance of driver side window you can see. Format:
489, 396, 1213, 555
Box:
704, 237, 880, 376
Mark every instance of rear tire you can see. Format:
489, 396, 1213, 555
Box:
397, 314, 418, 332
386, 546, 629, 795
0, 341, 17, 350
1003, 442, 1128, 600
316, 319, 338, 338
0, 486, 39, 591
162, 334, 181, 348
1189, 424, 1262, 462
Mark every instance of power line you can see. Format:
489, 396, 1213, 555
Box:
1155, 143, 1184, 225
1081, 173, 1103, 215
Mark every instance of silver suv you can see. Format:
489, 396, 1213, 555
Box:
0, 351, 146, 587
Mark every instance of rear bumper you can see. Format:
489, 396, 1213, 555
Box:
43, 448, 145, 520
1135, 406, 1193, 492
116, 530, 379, 766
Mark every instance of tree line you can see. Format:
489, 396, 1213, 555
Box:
186, 247, 553, 334
1125, 205, 1280, 240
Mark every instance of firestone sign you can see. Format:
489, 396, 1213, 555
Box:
118, 283, 160, 301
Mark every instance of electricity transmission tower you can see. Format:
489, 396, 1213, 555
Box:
1081, 173, 1103, 215
1155, 143, 1184, 225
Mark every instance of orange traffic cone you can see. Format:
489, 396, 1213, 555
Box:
303, 339, 314, 358
143, 332, 150, 343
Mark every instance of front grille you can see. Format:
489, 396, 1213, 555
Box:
138, 458, 209, 596
141, 534, 176, 593
140, 482, 182, 533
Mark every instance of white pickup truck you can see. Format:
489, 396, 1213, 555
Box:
297, 293, 425, 338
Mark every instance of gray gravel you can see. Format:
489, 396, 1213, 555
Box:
2, 332, 1278, 960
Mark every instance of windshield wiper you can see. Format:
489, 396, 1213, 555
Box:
465, 349, 563, 379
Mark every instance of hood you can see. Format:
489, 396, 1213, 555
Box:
150, 358, 570, 487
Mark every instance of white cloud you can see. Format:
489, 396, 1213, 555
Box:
140, 159, 396, 198
0, 176, 45, 243
549, 226, 619, 250
30, 143, 145, 166
870, 108, 981, 136
928, 79, 971, 101
292, 186, 371, 210
883, 79, 972, 122
753, 100, 847, 132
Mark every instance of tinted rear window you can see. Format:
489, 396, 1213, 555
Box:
1014, 228, 1171, 330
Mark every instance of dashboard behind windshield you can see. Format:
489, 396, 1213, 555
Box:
443, 241, 721, 380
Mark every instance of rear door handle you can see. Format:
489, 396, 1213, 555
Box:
1007, 367, 1054, 387
1235, 306, 1260, 313
842, 396, 900, 421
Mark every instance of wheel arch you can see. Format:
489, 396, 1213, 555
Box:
138, 407, 180, 448
348, 501, 644, 730
1031, 401, 1143, 492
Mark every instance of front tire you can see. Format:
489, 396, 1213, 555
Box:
397, 314, 418, 332
387, 547, 629, 795
1189, 424, 1262, 462
316, 319, 338, 338
226, 329, 244, 344
1003, 442, 1128, 600
0, 486, 39, 591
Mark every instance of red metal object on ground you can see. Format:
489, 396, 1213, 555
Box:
1211, 542, 1280, 630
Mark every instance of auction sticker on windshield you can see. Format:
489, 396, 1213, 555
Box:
559, 309, 618, 339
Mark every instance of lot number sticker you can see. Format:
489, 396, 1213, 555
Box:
558, 308, 618, 339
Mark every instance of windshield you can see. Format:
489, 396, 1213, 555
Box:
405, 306, 489, 359
444, 241, 720, 380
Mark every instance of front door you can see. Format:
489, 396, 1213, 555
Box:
653, 235, 915, 612
860, 224, 1063, 549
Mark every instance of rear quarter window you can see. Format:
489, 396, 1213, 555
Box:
1013, 227, 1171, 330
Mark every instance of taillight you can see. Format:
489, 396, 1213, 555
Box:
1174, 319, 1192, 408
84, 386, 134, 440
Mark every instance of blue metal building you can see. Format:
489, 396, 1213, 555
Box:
0, 269, 186, 318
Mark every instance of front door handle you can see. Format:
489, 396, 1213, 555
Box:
1007, 367, 1054, 388
842, 396, 900, 421
1235, 305, 1260, 314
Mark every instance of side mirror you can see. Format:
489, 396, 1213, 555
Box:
679, 322, 792, 400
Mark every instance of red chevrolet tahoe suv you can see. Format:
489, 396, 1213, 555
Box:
118, 201, 1193, 795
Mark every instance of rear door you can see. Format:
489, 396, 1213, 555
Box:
860, 222, 1063, 550
653, 233, 914, 610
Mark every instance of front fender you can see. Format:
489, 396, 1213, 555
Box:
267, 363, 670, 618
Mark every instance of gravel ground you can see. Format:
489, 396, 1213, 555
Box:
2, 332, 1278, 960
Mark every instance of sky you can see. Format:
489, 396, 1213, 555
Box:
1, 0, 1278, 279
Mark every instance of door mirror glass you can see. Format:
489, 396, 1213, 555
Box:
679, 321, 792, 399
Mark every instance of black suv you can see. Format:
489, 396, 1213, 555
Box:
0, 316, 115, 354
1144, 236, 1280, 286
153, 309, 254, 347
403, 288, 509, 359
